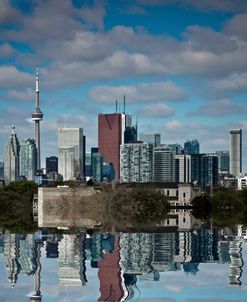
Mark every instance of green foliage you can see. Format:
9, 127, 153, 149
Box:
192, 194, 212, 220
108, 187, 170, 225
0, 181, 38, 233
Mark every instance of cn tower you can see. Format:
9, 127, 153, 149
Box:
32, 66, 43, 172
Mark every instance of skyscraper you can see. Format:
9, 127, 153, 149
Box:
92, 153, 103, 182
58, 128, 84, 181
175, 154, 191, 183
120, 142, 153, 183
32, 66, 43, 172
216, 151, 230, 174
98, 113, 128, 179
184, 139, 199, 155
153, 146, 175, 182
46, 156, 58, 173
4, 126, 20, 183
229, 129, 242, 177
139, 133, 161, 146
19, 138, 37, 181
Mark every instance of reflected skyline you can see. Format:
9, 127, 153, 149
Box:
0, 223, 246, 301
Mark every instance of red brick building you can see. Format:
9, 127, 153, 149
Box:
98, 113, 124, 179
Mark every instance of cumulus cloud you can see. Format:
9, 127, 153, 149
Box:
5, 88, 35, 102
165, 120, 183, 130
137, 0, 247, 13
0, 43, 17, 58
224, 13, 247, 40
188, 99, 247, 117
139, 103, 175, 117
0, 0, 21, 24
212, 72, 247, 94
89, 81, 188, 104
0, 66, 33, 89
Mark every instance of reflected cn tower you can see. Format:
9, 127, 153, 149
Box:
32, 66, 43, 172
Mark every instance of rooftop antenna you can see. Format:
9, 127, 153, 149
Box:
115, 99, 118, 113
123, 94, 126, 114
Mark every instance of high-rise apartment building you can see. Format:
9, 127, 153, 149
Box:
0, 162, 4, 179
58, 128, 84, 181
120, 142, 153, 183
184, 140, 200, 155
19, 138, 37, 181
46, 156, 58, 173
98, 113, 130, 179
175, 154, 191, 183
4, 126, 20, 183
229, 129, 242, 178
139, 133, 161, 146
153, 146, 175, 182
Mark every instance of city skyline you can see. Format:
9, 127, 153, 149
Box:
0, 0, 247, 170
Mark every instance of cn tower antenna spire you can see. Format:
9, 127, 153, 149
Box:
32, 65, 43, 172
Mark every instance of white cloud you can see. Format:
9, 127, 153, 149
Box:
224, 13, 247, 40
139, 103, 175, 117
165, 120, 183, 130
0, 66, 32, 89
0, 43, 16, 58
5, 88, 35, 102
89, 81, 188, 104
212, 72, 247, 94
188, 99, 247, 117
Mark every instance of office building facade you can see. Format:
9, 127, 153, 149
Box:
92, 153, 103, 182
229, 129, 242, 178
58, 128, 84, 181
19, 138, 37, 181
175, 154, 191, 183
216, 151, 230, 174
139, 133, 161, 146
184, 139, 200, 155
120, 142, 153, 183
46, 156, 58, 173
153, 146, 175, 182
4, 126, 20, 183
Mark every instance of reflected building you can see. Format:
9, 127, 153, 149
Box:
98, 235, 125, 302
120, 233, 153, 274
3, 233, 21, 287
229, 239, 243, 286
58, 234, 86, 286
19, 234, 37, 276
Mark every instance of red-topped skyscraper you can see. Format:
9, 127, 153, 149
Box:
98, 108, 136, 179
98, 113, 124, 179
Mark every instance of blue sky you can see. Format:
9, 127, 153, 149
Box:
0, 0, 247, 169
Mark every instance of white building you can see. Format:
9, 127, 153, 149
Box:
153, 146, 175, 182
229, 129, 242, 178
58, 128, 84, 181
237, 176, 247, 190
4, 126, 20, 183
120, 142, 153, 183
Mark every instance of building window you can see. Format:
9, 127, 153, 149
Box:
183, 192, 186, 198
167, 190, 170, 196
183, 217, 186, 223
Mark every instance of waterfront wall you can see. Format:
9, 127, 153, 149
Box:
38, 187, 103, 228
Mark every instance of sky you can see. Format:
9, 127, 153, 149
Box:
0, 0, 247, 169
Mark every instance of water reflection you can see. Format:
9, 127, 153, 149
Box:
0, 223, 246, 301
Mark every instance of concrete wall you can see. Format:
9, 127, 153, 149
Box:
38, 187, 103, 228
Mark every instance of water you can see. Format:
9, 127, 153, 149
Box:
0, 224, 247, 302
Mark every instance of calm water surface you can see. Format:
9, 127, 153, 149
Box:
0, 225, 247, 302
